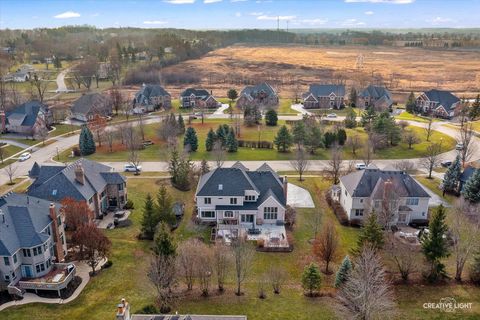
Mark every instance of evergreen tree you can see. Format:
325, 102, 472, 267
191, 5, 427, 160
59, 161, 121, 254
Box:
79, 125, 96, 156
372, 112, 401, 145
177, 114, 185, 134
422, 205, 450, 282
167, 113, 178, 134
305, 126, 323, 154
227, 88, 238, 104
205, 128, 216, 151
301, 263, 322, 296
360, 107, 377, 129
337, 128, 347, 146
470, 250, 480, 285
349, 87, 357, 107
334, 256, 352, 288
462, 169, 480, 203
53, 56, 62, 69
292, 121, 307, 147
406, 92, 416, 113
356, 212, 384, 252
469, 94, 480, 120
183, 127, 198, 152
141, 193, 157, 239
265, 109, 278, 126
243, 105, 261, 126
226, 128, 238, 152
216, 124, 230, 146
344, 107, 357, 128
323, 131, 337, 149
156, 185, 175, 227
442, 154, 461, 195
274, 125, 293, 152
168, 149, 180, 181
153, 222, 176, 257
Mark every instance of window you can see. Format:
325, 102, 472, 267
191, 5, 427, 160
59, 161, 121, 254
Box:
13, 254, 17, 264
264, 207, 278, 220
88, 197, 93, 204
406, 198, 419, 206
37, 246, 42, 255
40, 263, 45, 272
23, 249, 31, 257
224, 211, 234, 218
201, 211, 215, 218
355, 209, 364, 216
4, 275, 10, 281
11, 271, 16, 280
360, 199, 363, 203
244, 195, 255, 201
36, 264, 44, 273
57, 216, 62, 226
101, 190, 106, 198
241, 215, 254, 223
3, 257, 9, 266
118, 183, 124, 191
204, 198, 211, 205
230, 198, 237, 205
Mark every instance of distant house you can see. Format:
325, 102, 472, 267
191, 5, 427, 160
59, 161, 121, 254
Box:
70, 93, 112, 122
132, 84, 171, 113
27, 159, 127, 219
415, 89, 460, 119
180, 88, 220, 109
303, 84, 345, 109
12, 65, 35, 82
0, 100, 52, 136
358, 85, 393, 111
332, 166, 430, 225
236, 83, 279, 109
0, 193, 72, 298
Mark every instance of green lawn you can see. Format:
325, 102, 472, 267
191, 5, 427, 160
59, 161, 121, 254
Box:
415, 176, 457, 204
49, 124, 79, 137
395, 112, 441, 123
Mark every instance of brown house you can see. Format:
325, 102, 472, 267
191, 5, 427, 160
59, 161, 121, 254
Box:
236, 82, 278, 109
303, 84, 345, 109
180, 88, 220, 109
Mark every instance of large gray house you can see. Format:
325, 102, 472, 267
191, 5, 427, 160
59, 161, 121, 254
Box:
236, 83, 279, 109
0, 193, 72, 297
70, 93, 113, 122
27, 159, 127, 218
415, 89, 460, 119
303, 84, 345, 109
180, 88, 219, 109
358, 85, 393, 111
0, 100, 52, 136
133, 84, 171, 113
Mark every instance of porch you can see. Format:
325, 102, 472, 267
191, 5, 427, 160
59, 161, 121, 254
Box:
216, 223, 289, 248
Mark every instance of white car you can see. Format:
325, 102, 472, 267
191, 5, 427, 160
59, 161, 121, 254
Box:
19, 152, 31, 161
124, 163, 142, 172
455, 143, 464, 150
355, 163, 366, 170
327, 113, 337, 118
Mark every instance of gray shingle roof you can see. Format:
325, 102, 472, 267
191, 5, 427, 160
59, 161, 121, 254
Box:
6, 100, 48, 127
307, 84, 345, 97
340, 168, 430, 198
27, 159, 125, 202
240, 83, 277, 99
180, 88, 211, 99
359, 85, 392, 100
0, 193, 60, 256
423, 89, 460, 112
71, 93, 111, 116
135, 84, 170, 105
460, 167, 477, 183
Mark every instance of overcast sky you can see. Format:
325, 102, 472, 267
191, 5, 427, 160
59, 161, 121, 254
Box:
1, 0, 479, 30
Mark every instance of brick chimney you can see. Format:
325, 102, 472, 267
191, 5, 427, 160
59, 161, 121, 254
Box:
116, 298, 130, 320
49, 203, 65, 262
283, 175, 288, 200
74, 164, 85, 185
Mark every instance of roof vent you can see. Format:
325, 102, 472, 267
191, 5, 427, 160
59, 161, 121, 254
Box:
218, 184, 223, 191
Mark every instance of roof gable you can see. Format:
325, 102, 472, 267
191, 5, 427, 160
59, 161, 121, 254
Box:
307, 84, 345, 97
423, 90, 460, 112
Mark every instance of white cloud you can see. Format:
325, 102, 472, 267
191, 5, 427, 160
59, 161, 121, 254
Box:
231, 0, 247, 2
345, 0, 414, 3
90, 13, 100, 17
298, 18, 328, 26
257, 15, 296, 21
249, 12, 264, 16
427, 16, 455, 25
143, 20, 168, 25
235, 12, 242, 17
53, 11, 81, 19
364, 11, 374, 15
164, 0, 195, 4
204, 0, 222, 3
341, 18, 366, 26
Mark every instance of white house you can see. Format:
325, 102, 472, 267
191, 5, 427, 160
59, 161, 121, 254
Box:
333, 167, 431, 226
195, 162, 287, 229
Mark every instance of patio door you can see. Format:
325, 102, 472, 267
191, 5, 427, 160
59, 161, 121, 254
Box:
21, 265, 33, 278
241, 214, 254, 223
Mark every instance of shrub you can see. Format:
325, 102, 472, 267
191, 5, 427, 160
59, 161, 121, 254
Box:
101, 260, 113, 269
124, 200, 134, 210
325, 192, 348, 225
137, 305, 158, 314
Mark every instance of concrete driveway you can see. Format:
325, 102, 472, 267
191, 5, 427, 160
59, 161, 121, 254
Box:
287, 183, 315, 208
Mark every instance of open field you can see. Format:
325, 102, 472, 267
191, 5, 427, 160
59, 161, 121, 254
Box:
2, 176, 479, 320
161, 45, 480, 100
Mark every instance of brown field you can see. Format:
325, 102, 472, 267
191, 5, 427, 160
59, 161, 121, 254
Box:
162, 44, 480, 101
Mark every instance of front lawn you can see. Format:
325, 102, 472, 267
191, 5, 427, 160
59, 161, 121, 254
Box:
415, 176, 457, 204
395, 112, 441, 123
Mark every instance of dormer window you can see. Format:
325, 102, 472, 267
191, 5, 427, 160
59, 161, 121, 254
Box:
218, 184, 223, 191
245, 195, 255, 201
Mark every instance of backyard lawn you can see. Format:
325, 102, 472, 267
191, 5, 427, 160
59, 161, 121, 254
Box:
57, 118, 456, 163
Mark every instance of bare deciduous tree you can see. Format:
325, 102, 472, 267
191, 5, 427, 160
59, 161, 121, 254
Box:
34, 126, 49, 145
4, 163, 17, 184
346, 134, 361, 156
385, 234, 417, 282
313, 221, 340, 274
394, 160, 415, 172
213, 140, 225, 168
213, 243, 231, 292
421, 143, 442, 179
458, 122, 476, 166
336, 246, 396, 320
268, 265, 287, 294
231, 238, 255, 296
148, 254, 178, 313
308, 210, 322, 241
177, 239, 200, 291
362, 138, 374, 167
129, 149, 141, 175
290, 146, 309, 181
378, 180, 400, 230
424, 117, 435, 142
197, 243, 214, 296
327, 145, 343, 184
402, 130, 421, 149
30, 73, 50, 103
105, 128, 117, 153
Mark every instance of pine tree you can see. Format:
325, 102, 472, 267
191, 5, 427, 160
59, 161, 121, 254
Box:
356, 212, 384, 252
301, 263, 322, 296
442, 154, 461, 195
226, 128, 238, 152
337, 129, 347, 146
265, 109, 278, 126
292, 121, 307, 147
305, 126, 323, 154
422, 205, 450, 282
323, 131, 337, 149
470, 250, 480, 285
349, 87, 357, 107
406, 92, 416, 113
177, 114, 185, 134
334, 256, 352, 288
141, 193, 157, 239
79, 125, 96, 156
344, 107, 357, 128
469, 94, 480, 120
360, 107, 377, 129
216, 124, 229, 146
205, 128, 216, 151
462, 169, 480, 203
153, 222, 176, 257
183, 127, 198, 152
274, 125, 293, 152
156, 185, 175, 227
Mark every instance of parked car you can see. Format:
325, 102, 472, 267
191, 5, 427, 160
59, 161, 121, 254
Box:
355, 163, 366, 170
106, 222, 114, 229
19, 152, 31, 161
327, 113, 337, 118
456, 143, 464, 150
142, 140, 154, 147
124, 163, 142, 172
441, 160, 453, 167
